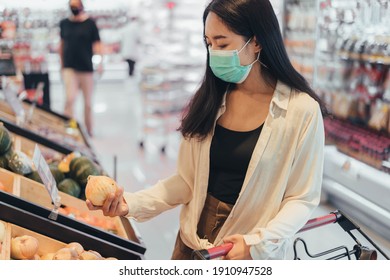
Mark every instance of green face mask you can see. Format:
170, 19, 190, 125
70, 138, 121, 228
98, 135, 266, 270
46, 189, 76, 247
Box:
209, 38, 258, 84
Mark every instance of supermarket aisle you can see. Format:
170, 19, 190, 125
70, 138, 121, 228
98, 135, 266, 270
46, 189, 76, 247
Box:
50, 76, 182, 259
49, 77, 390, 260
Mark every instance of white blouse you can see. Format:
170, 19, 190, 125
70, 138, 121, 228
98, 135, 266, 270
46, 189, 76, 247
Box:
124, 80, 325, 259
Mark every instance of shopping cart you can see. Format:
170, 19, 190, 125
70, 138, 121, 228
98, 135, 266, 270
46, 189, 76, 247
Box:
191, 209, 390, 260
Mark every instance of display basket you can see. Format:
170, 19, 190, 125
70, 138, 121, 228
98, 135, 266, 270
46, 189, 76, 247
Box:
192, 210, 390, 260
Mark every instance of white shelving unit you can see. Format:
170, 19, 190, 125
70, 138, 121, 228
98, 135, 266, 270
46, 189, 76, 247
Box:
322, 145, 390, 241
302, 0, 390, 244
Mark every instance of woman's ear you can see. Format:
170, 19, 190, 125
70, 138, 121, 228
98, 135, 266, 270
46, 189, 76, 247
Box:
253, 36, 262, 53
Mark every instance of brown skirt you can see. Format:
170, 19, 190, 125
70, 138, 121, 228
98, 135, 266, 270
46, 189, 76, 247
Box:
171, 194, 234, 260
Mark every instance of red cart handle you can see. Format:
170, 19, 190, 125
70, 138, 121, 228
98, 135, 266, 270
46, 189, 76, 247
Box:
298, 212, 338, 233
191, 243, 233, 260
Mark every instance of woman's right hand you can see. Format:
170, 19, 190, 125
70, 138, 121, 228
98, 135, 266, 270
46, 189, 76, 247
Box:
86, 186, 129, 217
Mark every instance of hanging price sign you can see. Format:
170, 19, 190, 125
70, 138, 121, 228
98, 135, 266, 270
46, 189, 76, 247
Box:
33, 144, 61, 220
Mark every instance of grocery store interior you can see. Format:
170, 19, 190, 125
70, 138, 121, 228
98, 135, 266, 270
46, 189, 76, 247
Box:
0, 0, 390, 260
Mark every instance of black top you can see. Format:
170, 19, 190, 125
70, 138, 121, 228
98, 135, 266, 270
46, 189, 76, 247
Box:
60, 18, 100, 72
208, 123, 263, 205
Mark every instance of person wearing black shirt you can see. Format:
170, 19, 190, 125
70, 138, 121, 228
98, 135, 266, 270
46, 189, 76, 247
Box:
59, 0, 103, 137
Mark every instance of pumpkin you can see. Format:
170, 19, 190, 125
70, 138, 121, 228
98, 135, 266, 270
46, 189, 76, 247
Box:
26, 171, 43, 184
8, 151, 33, 175
0, 154, 8, 169
69, 156, 101, 188
49, 165, 65, 184
27, 166, 65, 185
58, 178, 81, 198
0, 123, 12, 155
58, 151, 80, 173
0, 148, 14, 171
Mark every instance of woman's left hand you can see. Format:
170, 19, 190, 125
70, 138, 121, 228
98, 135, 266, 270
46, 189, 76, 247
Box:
222, 234, 252, 260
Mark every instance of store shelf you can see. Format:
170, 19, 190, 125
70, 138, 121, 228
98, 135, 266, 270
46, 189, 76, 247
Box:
323, 145, 390, 211
0, 99, 98, 161
0, 191, 145, 259
282, 0, 318, 84
322, 145, 390, 240
0, 167, 145, 252
322, 178, 390, 241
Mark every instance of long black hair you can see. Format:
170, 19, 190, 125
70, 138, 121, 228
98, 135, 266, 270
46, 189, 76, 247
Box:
179, 0, 327, 140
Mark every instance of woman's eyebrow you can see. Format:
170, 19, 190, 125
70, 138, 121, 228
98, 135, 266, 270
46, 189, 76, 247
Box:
204, 35, 228, 40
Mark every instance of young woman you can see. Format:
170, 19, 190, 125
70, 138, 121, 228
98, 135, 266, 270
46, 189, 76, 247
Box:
87, 0, 326, 260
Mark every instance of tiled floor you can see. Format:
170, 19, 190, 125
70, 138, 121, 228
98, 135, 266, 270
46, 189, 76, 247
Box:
49, 74, 390, 260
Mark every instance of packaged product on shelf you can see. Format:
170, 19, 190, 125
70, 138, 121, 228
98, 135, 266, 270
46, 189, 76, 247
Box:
368, 101, 389, 132
331, 91, 357, 120
365, 63, 387, 100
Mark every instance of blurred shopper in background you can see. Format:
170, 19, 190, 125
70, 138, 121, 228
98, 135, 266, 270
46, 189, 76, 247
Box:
121, 16, 141, 78
87, 0, 326, 260
59, 0, 103, 137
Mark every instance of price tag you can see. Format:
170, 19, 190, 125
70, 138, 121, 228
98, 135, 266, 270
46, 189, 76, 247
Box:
341, 159, 360, 180
33, 144, 61, 219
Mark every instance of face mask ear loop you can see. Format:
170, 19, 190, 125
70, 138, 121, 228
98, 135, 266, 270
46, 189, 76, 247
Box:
247, 53, 260, 68
238, 37, 253, 54
257, 51, 269, 69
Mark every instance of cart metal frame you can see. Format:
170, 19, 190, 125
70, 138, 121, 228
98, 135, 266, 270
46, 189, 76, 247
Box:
192, 209, 390, 260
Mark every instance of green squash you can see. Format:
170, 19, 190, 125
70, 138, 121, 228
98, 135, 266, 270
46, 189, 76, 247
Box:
58, 178, 81, 198
69, 156, 101, 188
8, 151, 33, 175
0, 155, 8, 169
0, 123, 12, 155
26, 171, 43, 184
49, 165, 65, 184
27, 166, 65, 185
0, 148, 12, 170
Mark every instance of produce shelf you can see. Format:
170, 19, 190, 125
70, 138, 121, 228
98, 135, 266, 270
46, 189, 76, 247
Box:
0, 190, 146, 260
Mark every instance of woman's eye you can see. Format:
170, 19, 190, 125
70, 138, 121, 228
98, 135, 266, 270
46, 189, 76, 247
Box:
218, 45, 227, 49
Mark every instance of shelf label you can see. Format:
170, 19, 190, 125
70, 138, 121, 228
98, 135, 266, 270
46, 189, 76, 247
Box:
33, 144, 61, 220
341, 159, 360, 180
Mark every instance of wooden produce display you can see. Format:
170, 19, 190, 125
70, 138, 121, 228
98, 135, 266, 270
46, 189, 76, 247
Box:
1, 123, 104, 200
0, 168, 144, 250
0, 221, 10, 260
0, 100, 146, 260
12, 131, 65, 164
0, 99, 96, 160
0, 220, 124, 260
0, 221, 65, 260
0, 178, 145, 260
0, 167, 14, 194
